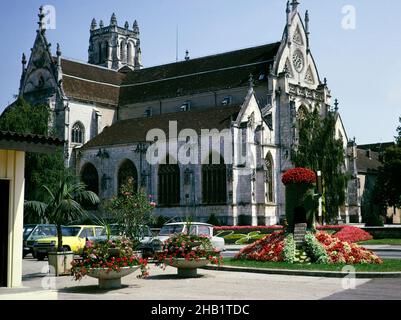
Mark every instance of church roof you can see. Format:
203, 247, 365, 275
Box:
60, 58, 124, 106
82, 105, 240, 149
119, 42, 280, 105
356, 148, 381, 174
59, 42, 280, 106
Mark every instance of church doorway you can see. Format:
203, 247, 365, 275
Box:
294, 206, 307, 224
0, 180, 10, 287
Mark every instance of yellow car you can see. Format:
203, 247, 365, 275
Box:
33, 225, 104, 260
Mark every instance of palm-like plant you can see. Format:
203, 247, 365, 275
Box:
25, 173, 100, 252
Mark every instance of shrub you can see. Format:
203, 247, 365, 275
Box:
282, 234, 296, 264
304, 233, 329, 264
207, 214, 221, 226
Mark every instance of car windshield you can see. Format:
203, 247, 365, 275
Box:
61, 227, 81, 236
23, 226, 35, 239
159, 225, 184, 236
30, 225, 57, 238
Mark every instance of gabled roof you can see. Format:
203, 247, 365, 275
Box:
358, 142, 395, 154
82, 105, 240, 149
58, 42, 280, 107
119, 42, 280, 105
59, 58, 124, 106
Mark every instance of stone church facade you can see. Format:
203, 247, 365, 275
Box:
9, 2, 362, 225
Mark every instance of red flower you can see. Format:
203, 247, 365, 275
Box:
282, 167, 316, 185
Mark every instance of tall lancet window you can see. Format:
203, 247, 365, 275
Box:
202, 154, 227, 204
158, 157, 180, 206
265, 153, 274, 203
71, 122, 85, 144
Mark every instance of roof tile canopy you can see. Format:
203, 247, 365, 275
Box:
0, 131, 64, 154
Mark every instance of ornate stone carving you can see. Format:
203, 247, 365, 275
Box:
304, 67, 314, 84
292, 50, 304, 73
293, 28, 304, 46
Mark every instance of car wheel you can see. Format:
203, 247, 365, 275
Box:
37, 252, 46, 261
32, 251, 37, 259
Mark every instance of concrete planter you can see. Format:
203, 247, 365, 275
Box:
48, 251, 75, 276
167, 258, 209, 277
87, 266, 140, 289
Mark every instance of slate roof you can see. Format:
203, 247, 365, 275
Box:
60, 58, 124, 106
356, 148, 381, 173
82, 105, 240, 149
59, 42, 281, 106
358, 142, 395, 154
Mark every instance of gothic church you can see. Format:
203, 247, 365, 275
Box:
9, 1, 361, 225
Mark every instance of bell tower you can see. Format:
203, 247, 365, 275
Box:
88, 13, 142, 71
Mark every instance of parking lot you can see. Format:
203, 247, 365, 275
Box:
1, 255, 398, 300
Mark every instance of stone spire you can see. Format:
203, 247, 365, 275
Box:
21, 53, 27, 75
133, 20, 139, 35
56, 43, 62, 83
110, 13, 117, 26
37, 6, 45, 32
249, 73, 254, 89
124, 21, 129, 29
334, 99, 339, 112
305, 10, 310, 51
99, 20, 104, 28
291, 0, 300, 12
286, 1, 291, 27
91, 18, 97, 31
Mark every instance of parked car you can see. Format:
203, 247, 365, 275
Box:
32, 225, 104, 260
23, 224, 57, 258
153, 222, 225, 252
90, 224, 158, 258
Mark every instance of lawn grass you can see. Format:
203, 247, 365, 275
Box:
358, 239, 401, 245
222, 258, 401, 272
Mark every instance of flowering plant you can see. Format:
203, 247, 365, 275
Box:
315, 232, 382, 264
70, 237, 149, 281
235, 231, 286, 262
282, 167, 317, 186
154, 233, 222, 268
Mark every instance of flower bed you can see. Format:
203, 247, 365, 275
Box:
234, 231, 382, 265
330, 226, 373, 243
234, 231, 285, 262
315, 232, 382, 264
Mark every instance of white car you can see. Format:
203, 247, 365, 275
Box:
154, 222, 225, 252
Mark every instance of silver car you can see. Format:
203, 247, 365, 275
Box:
154, 222, 225, 252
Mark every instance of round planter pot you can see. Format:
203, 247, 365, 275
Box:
167, 258, 209, 278
87, 266, 140, 289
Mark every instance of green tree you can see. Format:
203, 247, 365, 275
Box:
25, 173, 99, 252
0, 97, 65, 220
372, 118, 401, 211
105, 178, 156, 248
292, 109, 348, 223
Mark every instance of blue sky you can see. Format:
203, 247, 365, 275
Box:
0, 0, 400, 144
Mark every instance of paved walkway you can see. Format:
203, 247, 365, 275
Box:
0, 258, 401, 300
